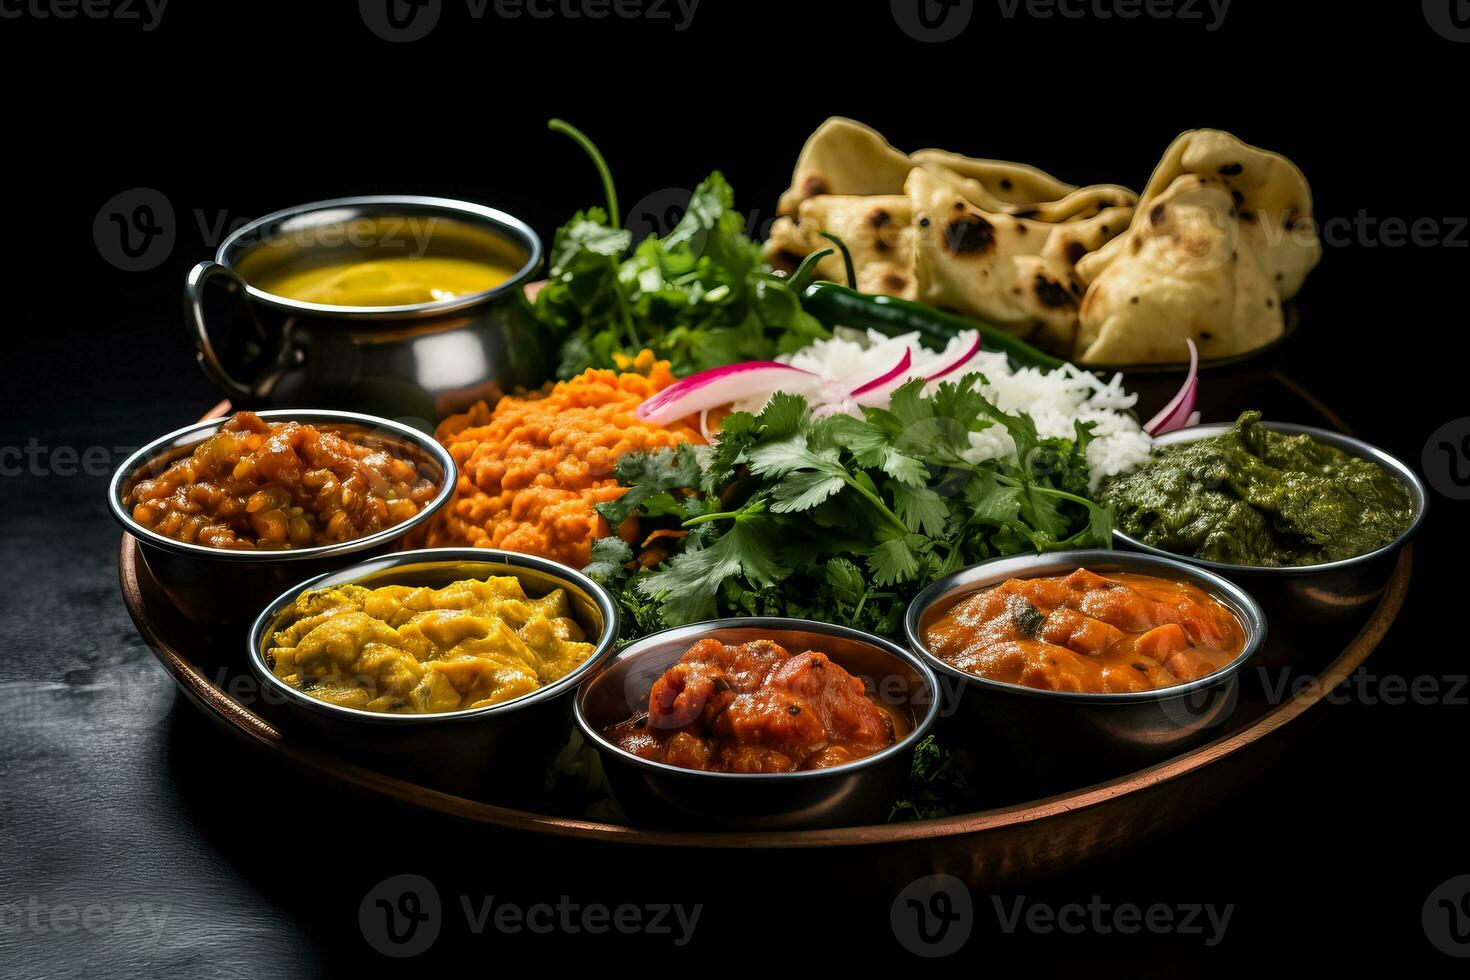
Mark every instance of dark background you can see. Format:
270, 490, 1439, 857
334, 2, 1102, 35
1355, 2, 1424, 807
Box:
2, 0, 1468, 973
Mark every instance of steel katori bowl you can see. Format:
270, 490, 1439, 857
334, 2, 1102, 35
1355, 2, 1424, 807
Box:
108, 409, 455, 631
186, 195, 552, 422
574, 618, 942, 831
247, 548, 620, 799
1109, 421, 1427, 627
903, 549, 1267, 785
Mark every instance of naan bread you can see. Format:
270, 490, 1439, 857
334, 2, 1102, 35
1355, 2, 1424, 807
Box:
777, 118, 915, 216
1075, 129, 1320, 364
907, 166, 1134, 352
912, 148, 1136, 222
766, 194, 918, 297
768, 119, 1136, 352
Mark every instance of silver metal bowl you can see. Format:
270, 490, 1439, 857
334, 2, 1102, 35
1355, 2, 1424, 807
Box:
247, 548, 620, 798
108, 409, 455, 629
1110, 422, 1427, 626
904, 550, 1267, 783
574, 618, 942, 830
187, 195, 552, 421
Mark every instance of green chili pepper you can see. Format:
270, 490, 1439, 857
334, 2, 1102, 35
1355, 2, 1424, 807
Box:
800, 280, 1066, 372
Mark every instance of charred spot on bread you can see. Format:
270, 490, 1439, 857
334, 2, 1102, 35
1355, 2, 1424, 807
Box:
1065, 241, 1087, 265
801, 175, 829, 198
1034, 274, 1076, 309
1217, 162, 1244, 176
942, 213, 996, 256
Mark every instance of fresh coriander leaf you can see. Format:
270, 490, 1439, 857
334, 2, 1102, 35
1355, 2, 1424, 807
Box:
825, 557, 867, 605
583, 536, 633, 586
635, 517, 789, 626
866, 536, 921, 586
770, 471, 847, 513
755, 391, 810, 441
613, 443, 702, 490
890, 482, 949, 536
746, 435, 842, 480
878, 447, 929, 487
964, 471, 1023, 525
595, 444, 702, 526
886, 377, 934, 430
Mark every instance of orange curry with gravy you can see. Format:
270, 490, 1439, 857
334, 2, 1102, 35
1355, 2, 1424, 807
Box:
605, 638, 903, 773
922, 568, 1246, 694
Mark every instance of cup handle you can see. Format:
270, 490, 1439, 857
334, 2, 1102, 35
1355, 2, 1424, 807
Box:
186, 260, 256, 401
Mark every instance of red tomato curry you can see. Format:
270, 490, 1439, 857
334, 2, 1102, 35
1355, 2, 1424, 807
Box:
605, 638, 902, 773
922, 568, 1245, 694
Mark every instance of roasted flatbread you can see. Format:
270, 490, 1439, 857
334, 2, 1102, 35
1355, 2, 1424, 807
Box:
768, 119, 1137, 352
1075, 129, 1320, 364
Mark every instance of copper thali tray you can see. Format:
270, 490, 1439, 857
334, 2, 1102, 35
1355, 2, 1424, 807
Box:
118, 377, 1412, 885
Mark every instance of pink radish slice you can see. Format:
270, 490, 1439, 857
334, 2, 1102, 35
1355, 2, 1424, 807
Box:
924, 331, 983, 381
1144, 339, 1200, 436
637, 361, 820, 425
849, 348, 912, 397
849, 349, 915, 407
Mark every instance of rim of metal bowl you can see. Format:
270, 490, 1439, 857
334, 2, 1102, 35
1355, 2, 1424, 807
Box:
217, 194, 544, 318
1111, 421, 1428, 576
246, 548, 621, 726
903, 549, 1267, 705
573, 617, 943, 782
107, 409, 456, 563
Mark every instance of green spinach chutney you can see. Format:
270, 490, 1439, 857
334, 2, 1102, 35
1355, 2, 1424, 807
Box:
1100, 411, 1414, 567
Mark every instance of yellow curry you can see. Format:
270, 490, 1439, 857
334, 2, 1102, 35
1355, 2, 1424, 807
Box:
265, 576, 596, 713
256, 255, 514, 307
